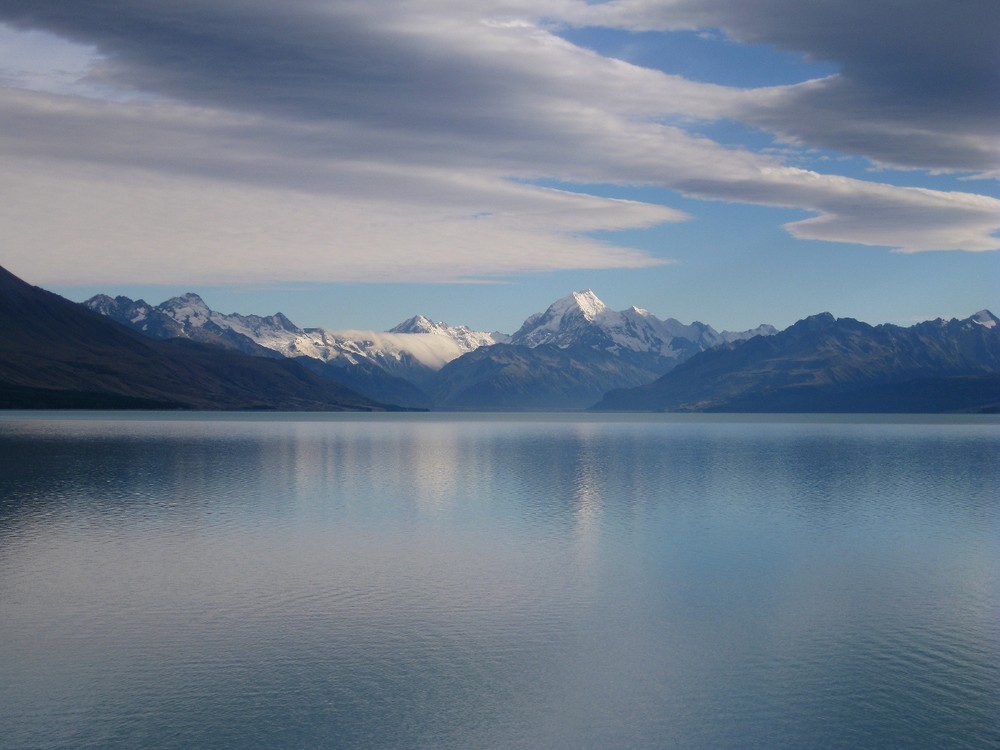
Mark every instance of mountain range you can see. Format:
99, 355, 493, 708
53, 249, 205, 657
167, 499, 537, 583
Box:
84, 288, 774, 409
1, 264, 996, 412
594, 310, 1000, 413
0, 266, 386, 411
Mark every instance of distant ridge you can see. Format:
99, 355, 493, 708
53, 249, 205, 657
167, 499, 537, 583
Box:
593, 311, 1000, 413
72, 276, 998, 412
85, 287, 773, 410
509, 289, 773, 352
0, 265, 389, 411
83, 292, 504, 408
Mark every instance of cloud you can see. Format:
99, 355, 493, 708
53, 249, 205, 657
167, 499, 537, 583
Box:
0, 0, 996, 286
0, 152, 677, 285
566, 0, 1000, 174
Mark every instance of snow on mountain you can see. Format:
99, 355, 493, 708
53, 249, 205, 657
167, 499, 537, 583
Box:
79, 288, 995, 412
158, 293, 301, 344
510, 289, 773, 358
970, 310, 998, 329
260, 314, 503, 376
389, 315, 505, 350
84, 288, 775, 391
84, 293, 501, 375
84, 294, 186, 339
288, 328, 476, 372
161, 293, 212, 327
511, 290, 606, 347
159, 296, 503, 370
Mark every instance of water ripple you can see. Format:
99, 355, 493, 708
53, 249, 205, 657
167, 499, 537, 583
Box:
1, 413, 997, 749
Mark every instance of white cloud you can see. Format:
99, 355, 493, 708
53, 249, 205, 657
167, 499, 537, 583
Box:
0, 0, 997, 287
676, 168, 1000, 253
0, 153, 675, 285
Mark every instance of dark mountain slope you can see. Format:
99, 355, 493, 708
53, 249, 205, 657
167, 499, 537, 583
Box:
431, 343, 662, 410
593, 311, 1000, 413
292, 356, 433, 410
0, 266, 385, 410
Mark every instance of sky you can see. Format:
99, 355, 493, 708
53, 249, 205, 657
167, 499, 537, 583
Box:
0, 0, 997, 334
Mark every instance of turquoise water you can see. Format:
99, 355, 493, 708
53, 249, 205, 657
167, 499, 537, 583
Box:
1, 412, 998, 749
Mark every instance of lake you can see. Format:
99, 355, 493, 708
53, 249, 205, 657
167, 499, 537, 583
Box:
1, 412, 997, 749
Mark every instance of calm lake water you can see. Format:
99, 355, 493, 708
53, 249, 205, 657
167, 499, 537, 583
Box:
1, 412, 997, 749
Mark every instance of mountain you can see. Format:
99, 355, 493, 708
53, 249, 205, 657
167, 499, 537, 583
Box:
31, 276, 997, 413
85, 292, 289, 359
0, 266, 386, 411
83, 294, 501, 407
510, 289, 773, 355
432, 290, 775, 409
593, 311, 1000, 413
85, 287, 776, 411
431, 343, 661, 410
390, 314, 510, 348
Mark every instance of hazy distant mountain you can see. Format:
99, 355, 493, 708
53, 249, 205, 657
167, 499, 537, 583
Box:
431, 343, 659, 410
26, 275, 997, 412
292, 356, 433, 410
83, 293, 506, 408
86, 287, 775, 410
390, 314, 510, 348
433, 290, 775, 409
593, 311, 1000, 413
0, 266, 385, 411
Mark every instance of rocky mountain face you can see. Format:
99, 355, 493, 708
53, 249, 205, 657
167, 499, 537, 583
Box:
593, 311, 1000, 413
0, 266, 387, 411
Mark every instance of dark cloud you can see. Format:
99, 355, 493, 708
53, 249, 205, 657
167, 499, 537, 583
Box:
677, 0, 998, 95
743, 76, 998, 173
726, 0, 999, 172
0, 1, 538, 135
576, 0, 1000, 172
4, 0, 995, 173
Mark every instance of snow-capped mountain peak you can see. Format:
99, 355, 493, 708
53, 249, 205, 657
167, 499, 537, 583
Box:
161, 293, 212, 326
83, 293, 118, 315
513, 289, 677, 352
560, 289, 607, 321
511, 290, 613, 347
510, 290, 777, 360
390, 314, 437, 334
388, 315, 500, 351
970, 309, 998, 329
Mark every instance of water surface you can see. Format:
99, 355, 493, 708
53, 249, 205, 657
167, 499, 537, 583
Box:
1, 412, 997, 749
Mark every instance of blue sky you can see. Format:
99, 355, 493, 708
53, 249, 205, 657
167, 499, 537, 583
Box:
0, 0, 997, 333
